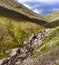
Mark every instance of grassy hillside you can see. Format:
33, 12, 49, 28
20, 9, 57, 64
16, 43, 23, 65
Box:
32, 11, 59, 64
44, 11, 59, 28
20, 47, 59, 65
33, 27, 59, 58
45, 11, 59, 22
0, 0, 59, 62
0, 14, 45, 59
45, 20, 59, 28
0, 0, 46, 59
0, 0, 47, 22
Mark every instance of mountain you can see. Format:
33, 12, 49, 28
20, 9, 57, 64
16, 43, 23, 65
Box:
0, 0, 47, 24
45, 11, 59, 22
0, 0, 59, 65
0, 0, 46, 60
45, 11, 59, 28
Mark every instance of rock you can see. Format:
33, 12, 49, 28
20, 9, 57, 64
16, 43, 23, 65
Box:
9, 48, 19, 57
20, 47, 59, 65
28, 34, 36, 43
0, 58, 10, 65
2, 29, 52, 65
0, 59, 4, 65
24, 41, 28, 45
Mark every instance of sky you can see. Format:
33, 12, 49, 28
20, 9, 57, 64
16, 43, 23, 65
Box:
16, 0, 59, 16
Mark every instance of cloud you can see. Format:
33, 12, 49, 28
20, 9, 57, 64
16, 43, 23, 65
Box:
16, 0, 59, 16
23, 4, 31, 9
33, 9, 43, 14
17, 0, 59, 4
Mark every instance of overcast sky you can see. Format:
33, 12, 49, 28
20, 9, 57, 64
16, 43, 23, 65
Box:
16, 0, 59, 16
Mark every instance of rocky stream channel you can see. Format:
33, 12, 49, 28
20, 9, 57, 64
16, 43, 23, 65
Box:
0, 29, 53, 65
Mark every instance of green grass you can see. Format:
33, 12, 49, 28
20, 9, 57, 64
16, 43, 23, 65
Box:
0, 52, 9, 59
33, 27, 59, 58
55, 63, 59, 65
0, 1, 59, 61
45, 11, 59, 22
0, 15, 44, 59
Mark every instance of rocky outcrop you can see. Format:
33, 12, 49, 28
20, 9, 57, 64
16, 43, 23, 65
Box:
20, 47, 59, 65
1, 30, 49, 65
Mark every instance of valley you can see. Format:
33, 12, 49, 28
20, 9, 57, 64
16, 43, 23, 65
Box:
0, 0, 59, 65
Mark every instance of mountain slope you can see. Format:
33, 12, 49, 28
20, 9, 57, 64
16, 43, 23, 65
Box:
0, 0, 46, 59
45, 11, 59, 22
0, 0, 47, 23
1, 27, 59, 65
33, 27, 59, 58
20, 47, 59, 65
45, 11, 59, 28
0, 0, 59, 65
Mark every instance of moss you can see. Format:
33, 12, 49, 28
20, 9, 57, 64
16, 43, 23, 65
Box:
40, 46, 50, 53
55, 63, 59, 65
0, 52, 9, 59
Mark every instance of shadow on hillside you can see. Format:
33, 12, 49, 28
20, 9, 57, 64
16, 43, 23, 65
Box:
31, 18, 48, 26
45, 20, 59, 28
0, 6, 48, 26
